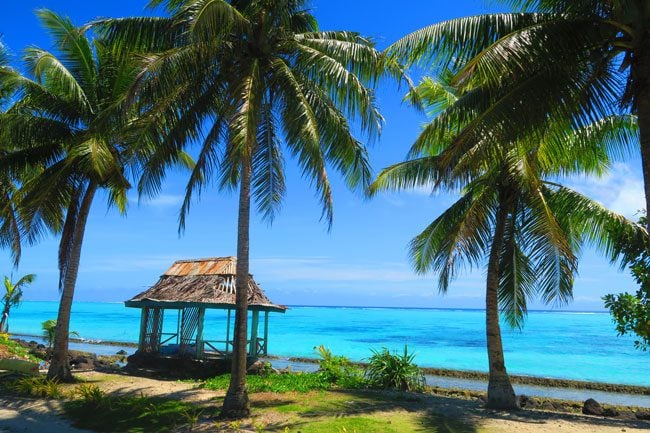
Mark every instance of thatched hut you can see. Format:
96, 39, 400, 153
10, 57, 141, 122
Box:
125, 257, 286, 360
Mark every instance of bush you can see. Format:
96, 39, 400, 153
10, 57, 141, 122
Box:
366, 346, 425, 391
204, 372, 331, 393
315, 345, 367, 389
75, 384, 106, 408
11, 376, 67, 399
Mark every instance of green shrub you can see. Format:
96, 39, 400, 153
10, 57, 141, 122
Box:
75, 384, 106, 408
315, 345, 367, 389
365, 346, 425, 391
204, 372, 330, 393
0, 333, 42, 362
11, 376, 66, 399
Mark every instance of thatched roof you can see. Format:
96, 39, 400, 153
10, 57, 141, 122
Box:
125, 257, 286, 312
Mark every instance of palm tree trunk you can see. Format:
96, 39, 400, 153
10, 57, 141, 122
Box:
485, 196, 518, 410
635, 41, 650, 225
0, 303, 9, 333
222, 157, 252, 418
47, 183, 96, 382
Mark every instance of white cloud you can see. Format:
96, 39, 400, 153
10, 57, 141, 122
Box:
252, 256, 424, 283
567, 162, 645, 218
128, 194, 184, 209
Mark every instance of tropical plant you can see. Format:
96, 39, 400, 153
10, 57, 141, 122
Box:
370, 73, 642, 409
41, 319, 79, 352
386, 0, 650, 221
0, 42, 26, 267
98, 0, 393, 417
365, 345, 425, 392
0, 273, 35, 333
603, 214, 650, 350
315, 345, 365, 388
0, 10, 164, 381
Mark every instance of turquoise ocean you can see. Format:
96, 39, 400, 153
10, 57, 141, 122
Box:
7, 301, 648, 387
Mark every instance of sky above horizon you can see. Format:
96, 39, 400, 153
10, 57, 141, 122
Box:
0, 1, 645, 311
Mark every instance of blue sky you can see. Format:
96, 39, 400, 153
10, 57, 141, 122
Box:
0, 1, 644, 310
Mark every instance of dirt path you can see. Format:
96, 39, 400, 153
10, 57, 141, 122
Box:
0, 397, 91, 433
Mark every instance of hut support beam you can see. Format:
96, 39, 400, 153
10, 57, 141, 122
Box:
138, 308, 147, 351
196, 308, 205, 359
249, 310, 259, 356
226, 309, 232, 353
263, 311, 269, 356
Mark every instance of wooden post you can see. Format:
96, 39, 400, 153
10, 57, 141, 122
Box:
196, 308, 205, 359
249, 310, 259, 356
226, 309, 231, 353
176, 309, 181, 344
263, 311, 269, 356
138, 308, 147, 351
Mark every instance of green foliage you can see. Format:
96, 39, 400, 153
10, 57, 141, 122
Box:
41, 319, 79, 350
75, 384, 107, 408
205, 372, 331, 393
64, 393, 200, 433
0, 333, 42, 362
1, 274, 36, 333
10, 375, 66, 399
365, 346, 425, 392
604, 215, 650, 351
315, 345, 367, 389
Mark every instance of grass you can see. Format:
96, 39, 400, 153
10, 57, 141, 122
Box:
64, 392, 202, 433
204, 372, 332, 393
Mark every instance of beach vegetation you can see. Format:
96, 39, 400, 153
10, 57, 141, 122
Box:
96, 0, 394, 418
370, 70, 642, 409
64, 393, 201, 433
41, 319, 79, 351
0, 273, 35, 333
604, 214, 650, 350
366, 345, 425, 391
315, 345, 366, 388
205, 372, 331, 393
10, 375, 67, 399
0, 333, 41, 362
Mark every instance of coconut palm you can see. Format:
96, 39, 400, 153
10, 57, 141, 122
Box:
370, 74, 642, 409
98, 0, 391, 417
0, 10, 163, 381
0, 42, 25, 266
386, 0, 650, 220
0, 273, 35, 333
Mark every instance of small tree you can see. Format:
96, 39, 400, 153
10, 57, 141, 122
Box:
604, 215, 650, 350
0, 273, 35, 333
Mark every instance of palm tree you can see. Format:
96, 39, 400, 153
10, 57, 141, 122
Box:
1, 10, 160, 381
98, 0, 392, 417
370, 74, 642, 409
0, 42, 25, 266
0, 274, 35, 333
386, 0, 650, 221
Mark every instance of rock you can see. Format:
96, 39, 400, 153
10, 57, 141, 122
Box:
247, 360, 276, 375
70, 353, 97, 370
517, 395, 539, 409
603, 407, 620, 417
582, 398, 604, 416
636, 411, 650, 420
116, 350, 128, 355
